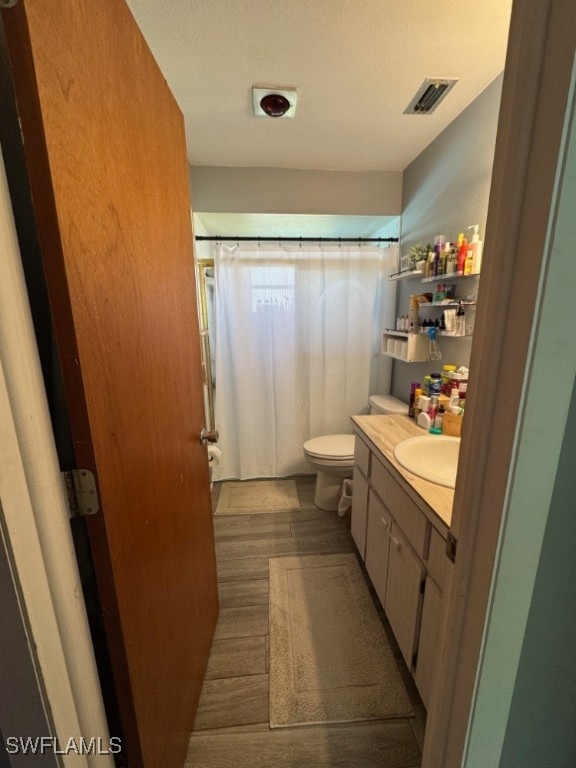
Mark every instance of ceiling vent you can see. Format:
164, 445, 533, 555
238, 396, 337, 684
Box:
404, 78, 458, 115
253, 87, 297, 119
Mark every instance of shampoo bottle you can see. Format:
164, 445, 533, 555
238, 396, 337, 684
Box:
467, 224, 484, 274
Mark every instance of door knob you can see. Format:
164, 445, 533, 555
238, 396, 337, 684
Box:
200, 428, 219, 445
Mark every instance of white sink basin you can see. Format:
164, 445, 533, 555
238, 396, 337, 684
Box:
393, 435, 461, 488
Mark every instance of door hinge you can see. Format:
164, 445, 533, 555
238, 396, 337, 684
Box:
446, 530, 457, 563
61, 469, 99, 519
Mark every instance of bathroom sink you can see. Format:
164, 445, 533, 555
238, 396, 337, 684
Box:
393, 435, 460, 488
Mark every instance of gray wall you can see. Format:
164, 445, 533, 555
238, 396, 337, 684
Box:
391, 75, 503, 403
189, 166, 402, 215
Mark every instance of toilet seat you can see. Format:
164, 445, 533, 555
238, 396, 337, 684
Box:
303, 434, 355, 461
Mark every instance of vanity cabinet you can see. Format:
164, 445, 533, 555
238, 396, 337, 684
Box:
351, 429, 453, 709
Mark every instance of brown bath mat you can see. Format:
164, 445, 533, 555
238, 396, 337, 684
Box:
215, 479, 300, 515
269, 553, 413, 728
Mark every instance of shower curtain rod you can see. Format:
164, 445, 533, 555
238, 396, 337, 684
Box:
195, 235, 399, 243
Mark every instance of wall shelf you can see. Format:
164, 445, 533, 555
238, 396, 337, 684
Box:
388, 269, 480, 283
388, 269, 423, 281
421, 300, 477, 308
382, 332, 429, 362
420, 272, 479, 284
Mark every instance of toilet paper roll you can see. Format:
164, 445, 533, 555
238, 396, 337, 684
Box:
207, 444, 222, 466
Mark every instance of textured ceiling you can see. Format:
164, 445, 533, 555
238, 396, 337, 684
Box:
126, 0, 513, 173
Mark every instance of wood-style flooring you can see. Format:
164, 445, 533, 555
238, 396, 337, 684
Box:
186, 476, 425, 768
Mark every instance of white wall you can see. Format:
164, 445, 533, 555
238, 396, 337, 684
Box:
190, 166, 402, 215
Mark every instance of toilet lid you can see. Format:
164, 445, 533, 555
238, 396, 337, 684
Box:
369, 395, 409, 414
303, 434, 355, 460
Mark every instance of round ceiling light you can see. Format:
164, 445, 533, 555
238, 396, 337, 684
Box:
259, 93, 291, 117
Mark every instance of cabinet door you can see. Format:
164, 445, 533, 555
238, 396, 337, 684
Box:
414, 577, 445, 709
351, 465, 369, 559
365, 490, 393, 608
385, 523, 426, 669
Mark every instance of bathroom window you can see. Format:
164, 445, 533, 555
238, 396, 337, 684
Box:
250, 265, 295, 312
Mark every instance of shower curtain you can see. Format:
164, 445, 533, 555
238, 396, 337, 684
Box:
213, 241, 396, 480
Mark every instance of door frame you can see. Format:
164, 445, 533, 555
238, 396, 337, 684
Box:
423, 1, 576, 765
2, 0, 574, 766
0, 146, 113, 766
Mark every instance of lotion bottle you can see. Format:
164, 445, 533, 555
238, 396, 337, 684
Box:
467, 225, 484, 274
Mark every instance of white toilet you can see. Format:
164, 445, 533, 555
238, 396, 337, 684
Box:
303, 395, 409, 511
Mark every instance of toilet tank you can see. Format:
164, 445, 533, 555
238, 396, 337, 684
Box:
369, 395, 409, 415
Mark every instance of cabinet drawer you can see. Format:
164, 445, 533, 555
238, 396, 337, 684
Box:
371, 456, 429, 558
426, 527, 451, 591
351, 465, 369, 560
365, 490, 393, 608
354, 434, 371, 478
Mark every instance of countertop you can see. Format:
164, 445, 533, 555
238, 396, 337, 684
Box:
351, 414, 454, 529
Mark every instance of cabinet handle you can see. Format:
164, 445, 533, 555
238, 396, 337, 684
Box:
390, 535, 401, 551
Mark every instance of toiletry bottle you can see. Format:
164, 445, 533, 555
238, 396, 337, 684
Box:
457, 236, 468, 275
409, 295, 419, 334
464, 241, 475, 275
429, 374, 442, 396
442, 364, 457, 394
434, 404, 446, 433
437, 243, 446, 276
447, 245, 457, 276
467, 225, 484, 274
449, 387, 460, 410
413, 388, 423, 419
428, 395, 439, 425
426, 249, 435, 279
456, 303, 466, 335
432, 245, 439, 277
408, 381, 421, 418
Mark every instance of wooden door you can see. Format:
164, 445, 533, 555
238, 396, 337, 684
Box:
2, 2, 219, 766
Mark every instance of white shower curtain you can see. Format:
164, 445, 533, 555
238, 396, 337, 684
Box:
213, 241, 396, 480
